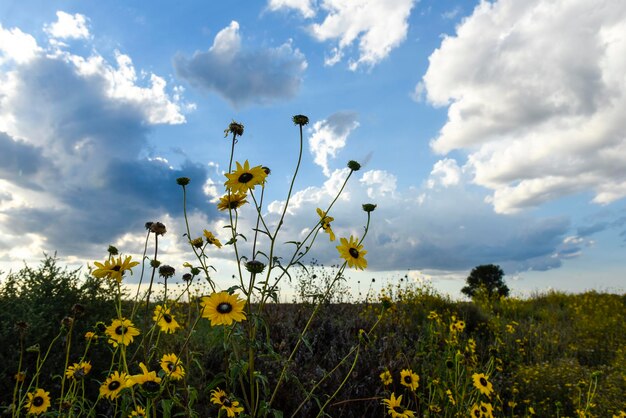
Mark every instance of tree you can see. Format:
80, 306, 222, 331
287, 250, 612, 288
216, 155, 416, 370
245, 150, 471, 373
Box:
461, 264, 509, 299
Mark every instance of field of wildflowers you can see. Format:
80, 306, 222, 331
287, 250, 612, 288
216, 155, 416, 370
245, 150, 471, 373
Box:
0, 117, 624, 417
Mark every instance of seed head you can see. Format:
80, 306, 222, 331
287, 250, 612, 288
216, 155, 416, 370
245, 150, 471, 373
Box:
347, 160, 361, 171
159, 265, 176, 279
149, 222, 167, 236
107, 245, 119, 256
225, 121, 244, 137
150, 259, 161, 268
245, 260, 266, 274
292, 114, 309, 126
362, 203, 377, 212
176, 177, 190, 186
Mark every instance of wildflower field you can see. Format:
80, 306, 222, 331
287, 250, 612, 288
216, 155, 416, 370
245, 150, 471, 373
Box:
0, 117, 624, 418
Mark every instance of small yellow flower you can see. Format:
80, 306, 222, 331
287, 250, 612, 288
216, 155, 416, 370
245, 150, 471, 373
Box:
472, 373, 494, 397
211, 388, 245, 417
160, 353, 185, 381
400, 369, 419, 391
380, 370, 393, 386
99, 371, 129, 400
130, 406, 146, 416
84, 331, 98, 341
24, 388, 51, 415
316, 208, 336, 241
203, 229, 223, 248
65, 361, 92, 380
382, 393, 415, 418
224, 160, 267, 194
153, 305, 181, 334
105, 318, 141, 347
92, 255, 139, 282
336, 235, 368, 270
129, 362, 162, 394
201, 292, 247, 326
217, 192, 248, 211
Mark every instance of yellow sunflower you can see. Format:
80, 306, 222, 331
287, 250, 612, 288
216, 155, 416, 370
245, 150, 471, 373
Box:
400, 369, 419, 391
65, 361, 92, 380
92, 255, 139, 282
224, 160, 267, 194
480, 402, 494, 418
316, 208, 336, 241
380, 370, 393, 386
105, 318, 141, 347
160, 353, 185, 381
201, 292, 247, 326
203, 229, 223, 248
472, 373, 494, 397
217, 192, 248, 211
129, 362, 162, 394
153, 305, 181, 334
211, 388, 245, 417
99, 371, 129, 400
382, 393, 415, 418
470, 403, 482, 418
336, 236, 368, 270
24, 388, 51, 415
130, 406, 146, 416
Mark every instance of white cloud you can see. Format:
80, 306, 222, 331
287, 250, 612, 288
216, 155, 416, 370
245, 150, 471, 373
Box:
269, 0, 416, 70
267, 0, 316, 18
174, 21, 307, 107
360, 170, 397, 198
309, 112, 359, 176
44, 11, 90, 40
0, 24, 41, 65
427, 158, 461, 189
421, 0, 626, 213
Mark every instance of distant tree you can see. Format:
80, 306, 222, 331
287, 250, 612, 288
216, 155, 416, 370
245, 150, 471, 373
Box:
461, 264, 509, 299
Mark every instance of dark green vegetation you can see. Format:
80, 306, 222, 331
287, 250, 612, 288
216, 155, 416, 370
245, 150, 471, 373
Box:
1, 257, 624, 417
461, 264, 510, 299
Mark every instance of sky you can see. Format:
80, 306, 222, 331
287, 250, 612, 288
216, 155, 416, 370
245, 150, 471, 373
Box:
1, 0, 625, 299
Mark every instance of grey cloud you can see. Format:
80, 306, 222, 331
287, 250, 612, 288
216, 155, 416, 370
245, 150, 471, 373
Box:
174, 43, 307, 107
0, 132, 51, 189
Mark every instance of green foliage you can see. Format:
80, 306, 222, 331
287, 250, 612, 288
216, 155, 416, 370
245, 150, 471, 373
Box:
461, 264, 510, 299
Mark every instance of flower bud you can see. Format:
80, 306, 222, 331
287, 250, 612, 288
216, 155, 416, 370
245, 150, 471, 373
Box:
159, 265, 175, 279
245, 260, 266, 274
107, 245, 119, 255
347, 160, 361, 171
225, 121, 244, 137
292, 114, 309, 126
362, 203, 377, 212
176, 177, 190, 186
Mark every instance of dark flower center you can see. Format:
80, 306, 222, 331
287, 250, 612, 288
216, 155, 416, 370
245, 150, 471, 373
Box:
392, 406, 403, 413
108, 381, 121, 391
143, 381, 160, 392
115, 325, 126, 335
223, 398, 232, 407
217, 302, 233, 314
238, 173, 253, 183
480, 377, 488, 387
33, 396, 44, 407
167, 362, 175, 372
481, 405, 487, 412
112, 266, 121, 271
163, 314, 172, 323
404, 375, 412, 383
349, 248, 359, 258
473, 410, 480, 417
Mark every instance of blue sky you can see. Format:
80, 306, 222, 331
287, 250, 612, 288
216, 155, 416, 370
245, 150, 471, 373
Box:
1, 0, 625, 298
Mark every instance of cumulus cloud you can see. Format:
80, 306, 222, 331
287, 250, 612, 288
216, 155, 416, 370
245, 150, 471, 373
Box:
421, 0, 626, 213
0, 15, 207, 264
427, 158, 461, 189
0, 24, 41, 65
174, 21, 308, 107
267, 0, 316, 18
44, 11, 90, 40
308, 112, 359, 176
267, 0, 416, 70
262, 168, 578, 274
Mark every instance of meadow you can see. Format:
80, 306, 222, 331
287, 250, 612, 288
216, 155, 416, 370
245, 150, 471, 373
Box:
1, 117, 625, 417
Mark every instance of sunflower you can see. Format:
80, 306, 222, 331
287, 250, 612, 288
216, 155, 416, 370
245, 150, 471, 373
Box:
203, 229, 223, 248
382, 393, 415, 418
480, 402, 494, 418
400, 369, 419, 391
129, 362, 162, 394
472, 373, 494, 397
217, 192, 248, 211
99, 371, 129, 400
92, 255, 139, 282
211, 388, 245, 417
380, 370, 393, 386
224, 160, 267, 194
201, 292, 247, 326
470, 403, 482, 418
65, 361, 92, 380
160, 353, 185, 381
336, 236, 368, 270
24, 388, 51, 415
316, 208, 336, 241
153, 305, 181, 334
130, 406, 146, 416
105, 318, 141, 347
